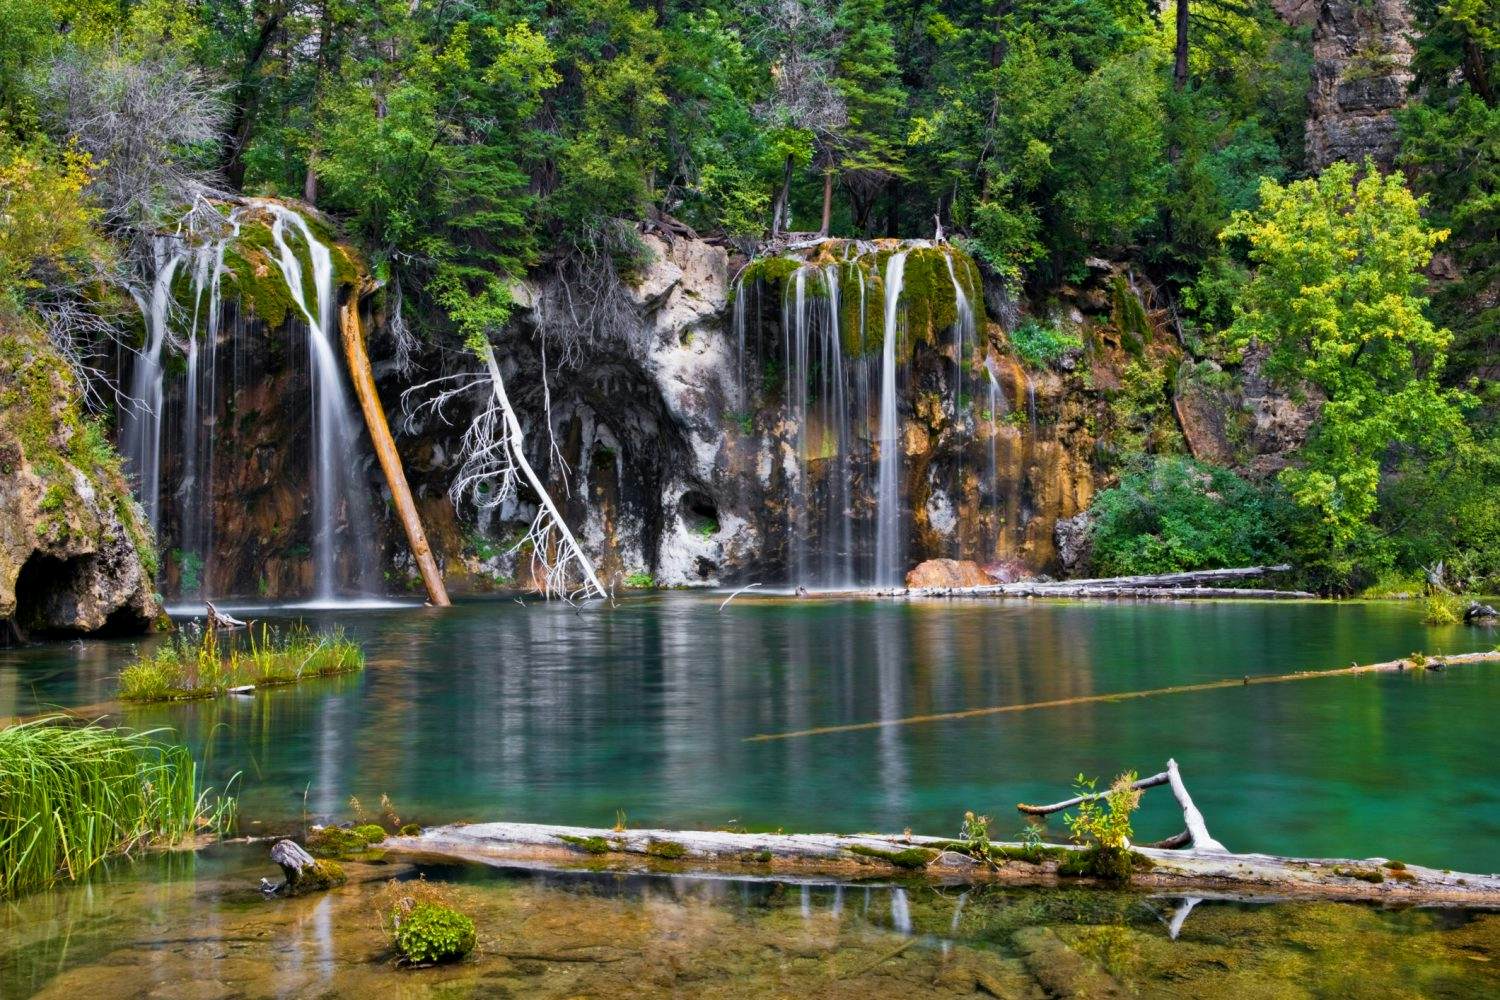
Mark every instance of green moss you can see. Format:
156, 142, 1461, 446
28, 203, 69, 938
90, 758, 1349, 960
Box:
352, 823, 387, 844
1381, 859, 1407, 870
399, 823, 422, 836
306, 825, 372, 859
222, 240, 295, 329
1110, 275, 1152, 356
741, 255, 802, 290
738, 848, 774, 864
645, 839, 687, 859
286, 858, 346, 895
846, 844, 938, 870
560, 834, 613, 855
1334, 866, 1386, 884
392, 902, 476, 965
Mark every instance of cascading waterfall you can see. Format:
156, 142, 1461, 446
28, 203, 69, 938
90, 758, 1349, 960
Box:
873, 251, 908, 588
119, 201, 379, 601
734, 240, 984, 589
263, 204, 380, 601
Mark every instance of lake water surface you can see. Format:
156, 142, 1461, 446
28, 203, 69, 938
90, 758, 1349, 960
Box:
4, 595, 1497, 871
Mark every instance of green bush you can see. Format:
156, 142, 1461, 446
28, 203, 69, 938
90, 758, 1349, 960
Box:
1421, 594, 1463, 626
1006, 319, 1083, 369
1085, 455, 1288, 576
392, 902, 477, 965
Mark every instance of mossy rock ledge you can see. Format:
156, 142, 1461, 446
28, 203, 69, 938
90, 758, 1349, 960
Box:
0, 313, 161, 640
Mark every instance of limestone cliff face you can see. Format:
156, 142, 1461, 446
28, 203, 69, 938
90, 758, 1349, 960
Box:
0, 316, 160, 639
1305, 0, 1416, 169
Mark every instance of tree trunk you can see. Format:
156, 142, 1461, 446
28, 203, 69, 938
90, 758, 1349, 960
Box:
1173, 0, 1189, 91
302, 157, 317, 205
819, 170, 834, 237
338, 296, 450, 607
771, 154, 794, 237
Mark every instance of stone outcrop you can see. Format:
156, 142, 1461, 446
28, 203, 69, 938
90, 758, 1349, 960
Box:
1173, 352, 1320, 480
1306, 0, 1416, 169
905, 559, 991, 589
0, 317, 161, 639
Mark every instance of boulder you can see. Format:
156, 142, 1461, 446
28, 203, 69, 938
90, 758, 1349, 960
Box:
906, 559, 992, 589
1465, 602, 1498, 624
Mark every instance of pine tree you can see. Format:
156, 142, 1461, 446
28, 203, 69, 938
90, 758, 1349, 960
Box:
832, 0, 907, 232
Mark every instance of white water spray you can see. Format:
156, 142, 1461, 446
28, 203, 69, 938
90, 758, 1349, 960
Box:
874, 251, 907, 588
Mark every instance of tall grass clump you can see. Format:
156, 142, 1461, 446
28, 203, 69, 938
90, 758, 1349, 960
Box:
119, 622, 365, 702
0, 718, 235, 897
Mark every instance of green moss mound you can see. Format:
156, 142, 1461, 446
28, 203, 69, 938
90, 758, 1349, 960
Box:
352, 823, 387, 844
393, 903, 477, 965
307, 825, 372, 859
847, 844, 938, 870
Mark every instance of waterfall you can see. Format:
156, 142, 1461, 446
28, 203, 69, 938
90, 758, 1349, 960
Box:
118, 201, 379, 602
874, 251, 908, 588
122, 239, 184, 533
263, 203, 379, 601
943, 253, 976, 414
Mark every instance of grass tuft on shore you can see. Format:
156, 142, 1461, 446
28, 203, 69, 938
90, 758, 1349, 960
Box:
0, 718, 235, 897
120, 622, 364, 702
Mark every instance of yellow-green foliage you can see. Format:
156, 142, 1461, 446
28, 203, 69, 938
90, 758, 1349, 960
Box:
0, 138, 109, 298
119, 622, 365, 702
1421, 593, 1463, 625
0, 316, 155, 571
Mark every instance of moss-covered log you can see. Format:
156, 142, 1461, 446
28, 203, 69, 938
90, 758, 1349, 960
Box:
383, 819, 1500, 904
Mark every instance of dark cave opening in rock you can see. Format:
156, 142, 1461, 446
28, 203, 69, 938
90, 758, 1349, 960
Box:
11, 552, 85, 640
678, 490, 720, 535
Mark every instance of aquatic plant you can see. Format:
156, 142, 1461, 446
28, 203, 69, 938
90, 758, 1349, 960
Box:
0, 718, 234, 897
1064, 772, 1141, 882
959, 810, 998, 866
118, 622, 364, 702
378, 877, 476, 966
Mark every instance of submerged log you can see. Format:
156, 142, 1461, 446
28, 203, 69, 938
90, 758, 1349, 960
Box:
339, 295, 450, 607
380, 820, 1500, 904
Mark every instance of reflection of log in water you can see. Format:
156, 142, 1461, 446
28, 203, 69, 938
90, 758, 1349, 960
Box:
743, 650, 1500, 743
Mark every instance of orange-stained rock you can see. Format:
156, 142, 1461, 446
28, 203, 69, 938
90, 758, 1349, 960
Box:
905, 559, 991, 589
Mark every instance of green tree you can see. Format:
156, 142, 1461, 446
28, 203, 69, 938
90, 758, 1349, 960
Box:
1400, 0, 1500, 382
832, 0, 906, 231
1222, 161, 1473, 588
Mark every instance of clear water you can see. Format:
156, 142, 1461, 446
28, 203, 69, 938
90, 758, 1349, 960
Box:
3, 843, 1497, 998
4, 596, 1497, 872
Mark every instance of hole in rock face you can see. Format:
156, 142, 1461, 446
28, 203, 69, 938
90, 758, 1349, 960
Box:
678, 490, 720, 535
11, 553, 85, 639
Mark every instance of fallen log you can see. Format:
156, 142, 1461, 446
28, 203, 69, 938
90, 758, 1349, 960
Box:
892, 564, 1307, 599
340, 293, 450, 607
380, 818, 1500, 905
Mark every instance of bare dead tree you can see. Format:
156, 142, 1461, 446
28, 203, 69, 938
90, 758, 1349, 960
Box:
44, 45, 229, 250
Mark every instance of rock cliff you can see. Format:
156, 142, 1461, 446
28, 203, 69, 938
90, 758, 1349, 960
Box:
0, 315, 161, 639
1305, 0, 1416, 169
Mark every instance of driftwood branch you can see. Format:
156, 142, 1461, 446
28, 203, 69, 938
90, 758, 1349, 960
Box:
1167, 758, 1226, 852
260, 838, 344, 897
205, 601, 245, 629
1017, 771, 1170, 815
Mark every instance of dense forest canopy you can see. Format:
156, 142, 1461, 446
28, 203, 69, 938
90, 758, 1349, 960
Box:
0, 0, 1496, 594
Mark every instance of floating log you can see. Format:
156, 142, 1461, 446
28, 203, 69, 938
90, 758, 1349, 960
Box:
340, 293, 450, 607
381, 818, 1500, 905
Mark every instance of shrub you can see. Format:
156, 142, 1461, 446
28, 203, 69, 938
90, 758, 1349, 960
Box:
0, 718, 234, 896
1085, 455, 1288, 576
622, 571, 654, 589
1421, 593, 1464, 626
1006, 319, 1083, 369
1064, 772, 1141, 883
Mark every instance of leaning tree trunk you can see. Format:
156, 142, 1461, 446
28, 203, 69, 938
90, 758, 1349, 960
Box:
339, 295, 450, 606
819, 170, 834, 236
